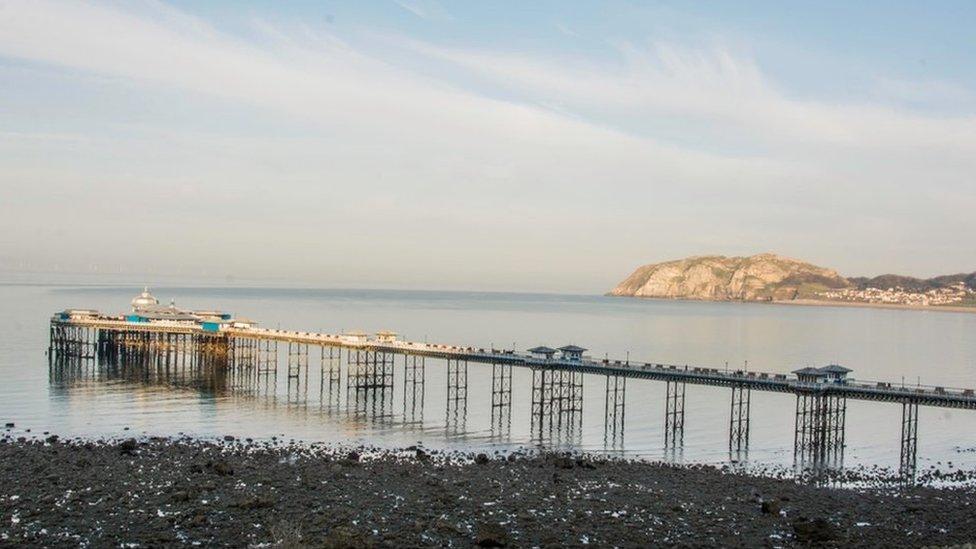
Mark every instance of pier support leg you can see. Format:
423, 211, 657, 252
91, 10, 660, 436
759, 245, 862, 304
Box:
403, 355, 425, 423
347, 350, 394, 391
553, 370, 567, 424
794, 392, 846, 468
233, 338, 254, 393
730, 385, 751, 457
529, 367, 584, 442
604, 373, 626, 446
258, 340, 277, 375
490, 362, 512, 435
376, 351, 394, 390
347, 349, 365, 391
287, 342, 308, 402
531, 367, 555, 440
446, 358, 467, 406
226, 337, 240, 389
559, 370, 583, 434
287, 342, 308, 380
491, 362, 512, 410
255, 339, 277, 395
446, 358, 468, 430
320, 346, 341, 405
347, 350, 394, 418
900, 401, 919, 480
665, 380, 686, 449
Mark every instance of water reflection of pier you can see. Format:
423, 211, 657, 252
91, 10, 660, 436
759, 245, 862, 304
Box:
49, 315, 976, 480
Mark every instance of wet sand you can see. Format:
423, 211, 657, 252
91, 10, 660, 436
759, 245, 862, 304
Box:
1, 436, 975, 547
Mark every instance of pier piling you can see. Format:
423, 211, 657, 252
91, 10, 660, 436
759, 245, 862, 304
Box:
729, 385, 751, 456
604, 373, 626, 445
446, 358, 468, 431
491, 362, 513, 435
794, 392, 846, 468
348, 350, 394, 391
403, 355, 425, 423
900, 401, 919, 479
665, 380, 686, 449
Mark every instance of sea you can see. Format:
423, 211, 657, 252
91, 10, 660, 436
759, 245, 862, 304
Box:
3, 281, 976, 473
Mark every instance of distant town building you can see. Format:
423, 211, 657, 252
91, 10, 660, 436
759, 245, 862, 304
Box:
818, 283, 973, 307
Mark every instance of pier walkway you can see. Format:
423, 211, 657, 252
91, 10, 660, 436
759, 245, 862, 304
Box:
52, 316, 976, 408
49, 306, 976, 479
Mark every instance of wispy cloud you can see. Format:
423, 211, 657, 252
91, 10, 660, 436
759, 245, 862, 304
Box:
392, 0, 451, 22
398, 38, 976, 163
554, 23, 579, 38
0, 0, 973, 287
393, 0, 427, 19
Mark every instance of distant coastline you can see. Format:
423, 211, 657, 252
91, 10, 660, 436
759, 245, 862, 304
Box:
779, 298, 976, 314
610, 253, 976, 310
608, 294, 976, 314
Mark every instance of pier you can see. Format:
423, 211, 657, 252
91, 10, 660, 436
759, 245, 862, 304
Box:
48, 291, 976, 478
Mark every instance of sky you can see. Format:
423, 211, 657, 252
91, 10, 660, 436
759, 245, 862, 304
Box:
0, 1, 974, 292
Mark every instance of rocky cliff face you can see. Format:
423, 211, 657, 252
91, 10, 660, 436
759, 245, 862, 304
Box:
609, 254, 850, 301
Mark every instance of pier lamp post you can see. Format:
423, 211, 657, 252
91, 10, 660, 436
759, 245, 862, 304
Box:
626, 351, 630, 365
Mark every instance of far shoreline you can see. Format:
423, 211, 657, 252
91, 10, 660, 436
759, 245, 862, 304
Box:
607, 294, 976, 314
777, 298, 976, 314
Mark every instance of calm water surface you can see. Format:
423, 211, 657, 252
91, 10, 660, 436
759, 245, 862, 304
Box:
3, 283, 976, 472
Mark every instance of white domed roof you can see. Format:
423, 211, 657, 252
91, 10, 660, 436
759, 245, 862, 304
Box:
131, 287, 159, 310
